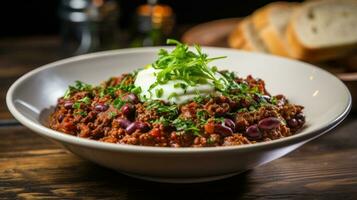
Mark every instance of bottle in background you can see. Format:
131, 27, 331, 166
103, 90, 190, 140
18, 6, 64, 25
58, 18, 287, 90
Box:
59, 0, 119, 56
130, 3, 175, 47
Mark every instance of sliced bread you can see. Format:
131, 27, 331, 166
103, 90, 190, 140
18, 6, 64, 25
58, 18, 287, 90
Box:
286, 0, 357, 61
227, 21, 245, 49
252, 2, 298, 57
228, 18, 268, 53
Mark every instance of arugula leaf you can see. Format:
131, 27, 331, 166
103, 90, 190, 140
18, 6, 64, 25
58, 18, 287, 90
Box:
150, 40, 228, 92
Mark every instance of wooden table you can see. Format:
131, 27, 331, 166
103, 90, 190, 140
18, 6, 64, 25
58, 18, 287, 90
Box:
1, 36, 357, 199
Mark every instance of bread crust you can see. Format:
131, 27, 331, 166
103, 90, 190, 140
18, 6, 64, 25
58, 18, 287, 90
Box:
253, 2, 298, 57
286, 3, 357, 62
228, 19, 267, 52
227, 22, 245, 49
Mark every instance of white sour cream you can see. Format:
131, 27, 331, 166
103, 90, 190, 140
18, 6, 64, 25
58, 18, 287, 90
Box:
134, 67, 221, 104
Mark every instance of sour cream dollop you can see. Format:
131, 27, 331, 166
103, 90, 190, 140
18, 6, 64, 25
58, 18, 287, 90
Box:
134, 66, 222, 104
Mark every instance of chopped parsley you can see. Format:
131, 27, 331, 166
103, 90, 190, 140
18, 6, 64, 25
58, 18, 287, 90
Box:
63, 81, 92, 99
172, 118, 200, 136
72, 102, 81, 109
155, 88, 164, 98
74, 111, 87, 116
196, 110, 209, 125
168, 92, 178, 100
113, 97, 126, 110
78, 96, 91, 105
146, 100, 178, 119
108, 112, 117, 118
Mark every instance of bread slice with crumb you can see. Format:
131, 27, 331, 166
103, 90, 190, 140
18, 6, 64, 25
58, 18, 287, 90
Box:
228, 18, 269, 53
252, 2, 298, 57
286, 0, 357, 61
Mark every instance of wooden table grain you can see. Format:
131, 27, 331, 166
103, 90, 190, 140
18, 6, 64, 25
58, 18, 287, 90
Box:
1, 36, 357, 199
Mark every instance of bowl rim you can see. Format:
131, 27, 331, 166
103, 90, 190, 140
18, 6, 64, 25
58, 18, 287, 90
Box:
6, 46, 352, 154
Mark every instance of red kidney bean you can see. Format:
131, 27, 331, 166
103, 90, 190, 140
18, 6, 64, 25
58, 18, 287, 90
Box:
95, 104, 109, 112
240, 98, 251, 108
288, 118, 299, 128
245, 124, 262, 140
123, 93, 139, 104
224, 118, 236, 131
58, 114, 64, 122
121, 103, 135, 117
125, 122, 137, 134
258, 117, 281, 130
229, 100, 239, 110
136, 122, 150, 132
296, 113, 305, 122
116, 118, 131, 128
125, 121, 150, 134
64, 101, 73, 109
214, 124, 233, 136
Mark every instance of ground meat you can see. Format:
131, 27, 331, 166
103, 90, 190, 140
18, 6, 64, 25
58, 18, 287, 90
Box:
48, 74, 305, 147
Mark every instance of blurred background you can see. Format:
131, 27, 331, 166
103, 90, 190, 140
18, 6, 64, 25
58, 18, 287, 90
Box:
0, 0, 356, 114
0, 0, 302, 55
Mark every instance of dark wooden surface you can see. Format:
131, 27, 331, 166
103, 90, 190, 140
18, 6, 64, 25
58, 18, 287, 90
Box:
1, 36, 357, 199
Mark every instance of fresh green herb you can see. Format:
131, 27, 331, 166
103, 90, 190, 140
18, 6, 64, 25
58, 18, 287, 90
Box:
152, 116, 171, 126
172, 117, 200, 136
74, 111, 87, 116
168, 92, 178, 100
193, 94, 206, 103
101, 75, 138, 98
249, 105, 256, 111
108, 112, 117, 118
196, 110, 209, 125
214, 117, 225, 124
270, 96, 278, 105
174, 83, 188, 93
146, 100, 179, 122
113, 97, 126, 110
150, 39, 228, 92
99, 87, 106, 98
131, 86, 142, 94
63, 81, 92, 99
206, 137, 213, 144
220, 71, 250, 95
78, 96, 91, 105
155, 88, 164, 98
72, 102, 81, 109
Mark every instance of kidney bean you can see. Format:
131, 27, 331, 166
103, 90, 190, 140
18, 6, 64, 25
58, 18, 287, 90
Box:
296, 113, 305, 122
125, 122, 137, 134
64, 101, 73, 109
116, 118, 131, 128
214, 124, 233, 137
288, 118, 299, 128
258, 117, 281, 130
125, 121, 150, 134
229, 100, 238, 110
95, 103, 109, 112
224, 118, 236, 131
123, 93, 139, 104
121, 103, 135, 117
245, 124, 262, 140
136, 121, 150, 132
58, 114, 64, 122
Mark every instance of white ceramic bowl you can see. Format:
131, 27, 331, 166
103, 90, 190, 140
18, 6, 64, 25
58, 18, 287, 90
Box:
6, 47, 351, 183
